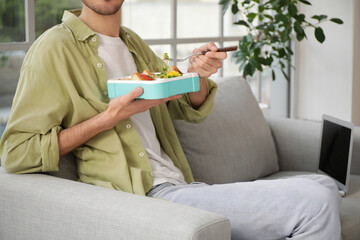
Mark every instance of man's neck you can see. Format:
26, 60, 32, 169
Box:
79, 5, 121, 37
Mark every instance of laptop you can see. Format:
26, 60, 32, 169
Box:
317, 114, 354, 197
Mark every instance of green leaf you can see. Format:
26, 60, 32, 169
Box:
234, 20, 250, 28
311, 15, 327, 22
219, 0, 232, 15
330, 18, 344, 24
239, 39, 250, 55
271, 36, 279, 43
286, 46, 293, 55
315, 27, 325, 43
278, 48, 286, 58
275, 13, 288, 24
279, 61, 285, 69
298, 0, 312, 5
288, 4, 298, 17
257, 57, 268, 66
281, 30, 288, 42
256, 24, 267, 30
281, 69, 290, 81
238, 60, 247, 72
244, 34, 253, 42
264, 14, 273, 20
233, 51, 247, 64
247, 12, 257, 22
253, 48, 261, 56
272, 70, 276, 81
295, 14, 306, 23
259, 4, 265, 13
243, 62, 256, 77
250, 57, 263, 71
294, 21, 306, 41
270, 0, 281, 8
231, 3, 239, 14
281, 27, 291, 42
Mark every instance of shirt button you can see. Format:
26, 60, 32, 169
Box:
92, 37, 97, 42
97, 63, 102, 68
126, 124, 131, 129
103, 90, 108, 96
139, 152, 145, 157
4, 140, 8, 145
150, 172, 154, 177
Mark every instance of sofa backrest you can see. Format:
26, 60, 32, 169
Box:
38, 76, 280, 184
173, 76, 279, 184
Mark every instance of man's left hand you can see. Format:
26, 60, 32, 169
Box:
186, 42, 227, 109
187, 42, 227, 78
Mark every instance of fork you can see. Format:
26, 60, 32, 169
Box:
165, 46, 238, 65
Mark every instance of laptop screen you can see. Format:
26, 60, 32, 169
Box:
319, 119, 352, 185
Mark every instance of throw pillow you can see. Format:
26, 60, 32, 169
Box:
173, 77, 279, 184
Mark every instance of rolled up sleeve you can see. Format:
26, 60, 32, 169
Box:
0, 65, 67, 174
167, 78, 217, 123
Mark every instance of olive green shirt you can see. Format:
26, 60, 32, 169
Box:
0, 10, 217, 195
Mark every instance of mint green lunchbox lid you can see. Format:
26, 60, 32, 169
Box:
107, 73, 200, 99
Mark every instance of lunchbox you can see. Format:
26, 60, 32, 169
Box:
107, 73, 200, 99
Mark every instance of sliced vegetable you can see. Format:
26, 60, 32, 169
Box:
140, 74, 154, 81
166, 71, 181, 78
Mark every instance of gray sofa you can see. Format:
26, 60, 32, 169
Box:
0, 76, 359, 240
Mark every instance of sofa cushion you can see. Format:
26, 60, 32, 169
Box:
340, 175, 360, 240
173, 77, 279, 184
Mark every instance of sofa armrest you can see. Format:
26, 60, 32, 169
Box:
351, 127, 360, 175
266, 117, 360, 175
0, 168, 230, 240
266, 117, 321, 172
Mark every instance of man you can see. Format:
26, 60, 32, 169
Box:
0, 0, 341, 239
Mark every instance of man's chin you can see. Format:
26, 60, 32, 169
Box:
96, 8, 121, 16
93, 4, 122, 15
82, 0, 123, 16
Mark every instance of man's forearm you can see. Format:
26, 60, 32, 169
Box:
58, 87, 181, 156
58, 111, 110, 156
188, 78, 208, 109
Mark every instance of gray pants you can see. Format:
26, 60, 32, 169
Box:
147, 174, 341, 240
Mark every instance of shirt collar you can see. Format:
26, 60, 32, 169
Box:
119, 26, 130, 46
62, 9, 96, 41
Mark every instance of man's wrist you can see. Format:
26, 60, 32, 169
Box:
98, 109, 117, 131
189, 77, 208, 109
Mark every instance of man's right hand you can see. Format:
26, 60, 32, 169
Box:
58, 87, 181, 156
103, 87, 182, 130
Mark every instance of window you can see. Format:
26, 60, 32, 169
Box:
121, 0, 272, 104
0, 0, 274, 137
0, 0, 82, 137
121, 0, 242, 76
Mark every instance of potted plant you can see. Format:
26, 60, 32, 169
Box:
219, 0, 343, 80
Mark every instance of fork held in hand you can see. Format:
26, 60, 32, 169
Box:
168, 46, 238, 63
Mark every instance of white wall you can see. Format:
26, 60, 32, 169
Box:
352, 0, 360, 125
293, 0, 359, 125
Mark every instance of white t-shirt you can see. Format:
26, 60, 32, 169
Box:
96, 32, 186, 186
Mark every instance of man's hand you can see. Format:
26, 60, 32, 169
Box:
103, 87, 181, 130
187, 42, 227, 109
58, 88, 181, 156
187, 42, 227, 78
